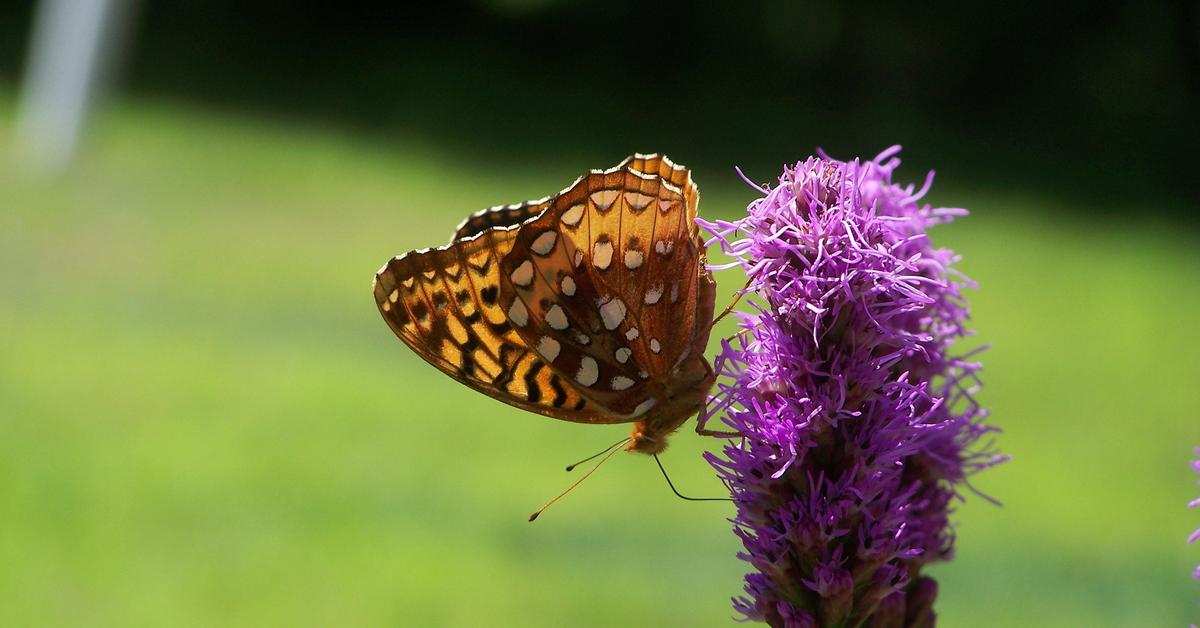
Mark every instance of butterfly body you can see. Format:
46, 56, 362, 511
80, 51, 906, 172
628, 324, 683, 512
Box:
624, 350, 715, 454
373, 154, 715, 454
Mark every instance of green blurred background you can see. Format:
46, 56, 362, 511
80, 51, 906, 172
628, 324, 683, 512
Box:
1, 2, 1198, 626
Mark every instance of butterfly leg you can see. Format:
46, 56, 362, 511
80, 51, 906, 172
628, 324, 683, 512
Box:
711, 278, 753, 327
695, 427, 744, 439
723, 329, 750, 345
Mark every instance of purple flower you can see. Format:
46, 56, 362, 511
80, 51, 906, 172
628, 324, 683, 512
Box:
1190, 447, 1200, 582
698, 147, 1005, 626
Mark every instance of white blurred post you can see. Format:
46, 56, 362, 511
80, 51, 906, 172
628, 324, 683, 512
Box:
14, 0, 130, 174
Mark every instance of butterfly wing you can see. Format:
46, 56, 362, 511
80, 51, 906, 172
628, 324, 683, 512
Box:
373, 226, 628, 424
496, 154, 713, 417
589, 154, 708, 378
451, 198, 552, 242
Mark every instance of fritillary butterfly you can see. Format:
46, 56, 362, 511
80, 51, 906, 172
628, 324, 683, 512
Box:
372, 154, 716, 454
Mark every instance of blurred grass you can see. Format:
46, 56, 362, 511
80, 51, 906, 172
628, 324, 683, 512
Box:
0, 93, 1197, 626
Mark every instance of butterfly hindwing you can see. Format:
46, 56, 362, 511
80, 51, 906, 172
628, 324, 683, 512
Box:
452, 198, 552, 242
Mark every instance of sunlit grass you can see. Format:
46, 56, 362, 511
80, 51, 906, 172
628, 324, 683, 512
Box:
1, 94, 1197, 626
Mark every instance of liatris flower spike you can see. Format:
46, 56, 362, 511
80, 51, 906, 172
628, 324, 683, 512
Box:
698, 146, 1006, 627
1190, 447, 1200, 581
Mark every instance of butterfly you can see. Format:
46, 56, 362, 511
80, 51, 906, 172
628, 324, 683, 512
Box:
372, 154, 717, 455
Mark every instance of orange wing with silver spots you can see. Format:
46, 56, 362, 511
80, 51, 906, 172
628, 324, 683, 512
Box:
372, 154, 713, 424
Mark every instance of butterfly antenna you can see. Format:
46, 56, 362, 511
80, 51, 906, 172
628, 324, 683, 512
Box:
565, 438, 631, 472
529, 443, 624, 522
654, 455, 732, 503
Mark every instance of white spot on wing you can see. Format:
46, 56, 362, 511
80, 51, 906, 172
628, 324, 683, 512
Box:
615, 347, 631, 363
560, 275, 576, 296
510, 260, 534, 287
508, 300, 529, 326
531, 231, 558, 256
611, 376, 635, 391
655, 240, 674, 256
644, 283, 663, 304
624, 250, 644, 270
388, 289, 400, 303
590, 190, 619, 211
537, 336, 561, 362
573, 331, 591, 345
575, 356, 599, 386
669, 282, 680, 303
546, 304, 568, 330
632, 397, 657, 417
623, 192, 653, 210
625, 327, 639, 341
561, 204, 585, 226
599, 297, 626, 330
593, 240, 613, 270
573, 250, 584, 267
650, 338, 661, 353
